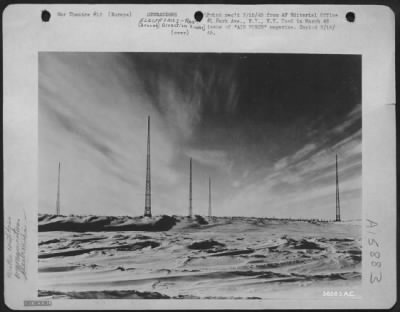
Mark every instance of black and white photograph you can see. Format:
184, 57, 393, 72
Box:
3, 4, 396, 309
37, 52, 362, 299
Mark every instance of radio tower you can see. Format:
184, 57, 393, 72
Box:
208, 177, 212, 218
336, 154, 341, 222
189, 158, 192, 218
56, 162, 61, 215
144, 116, 152, 217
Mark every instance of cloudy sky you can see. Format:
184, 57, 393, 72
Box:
39, 53, 361, 220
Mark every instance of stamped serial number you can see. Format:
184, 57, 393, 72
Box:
322, 290, 355, 297
366, 219, 382, 284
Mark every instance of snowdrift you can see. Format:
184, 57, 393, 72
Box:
38, 216, 361, 299
38, 214, 210, 232
38, 214, 179, 232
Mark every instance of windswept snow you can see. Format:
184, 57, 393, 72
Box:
38, 215, 361, 299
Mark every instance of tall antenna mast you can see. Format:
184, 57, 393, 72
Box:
189, 158, 192, 218
144, 116, 152, 217
56, 162, 61, 215
336, 154, 341, 222
208, 177, 211, 218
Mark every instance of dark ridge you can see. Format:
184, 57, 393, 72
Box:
38, 289, 170, 299
286, 238, 325, 250
38, 241, 160, 259
39, 239, 62, 246
172, 294, 200, 299
188, 239, 225, 250
38, 265, 80, 273
257, 271, 290, 279
116, 241, 159, 251
194, 215, 208, 225
112, 234, 130, 239
344, 254, 362, 262
347, 249, 361, 255
70, 237, 107, 244
210, 248, 255, 257
134, 234, 152, 240
328, 238, 354, 242
289, 271, 361, 282
233, 270, 275, 277
39, 216, 117, 232
206, 248, 228, 254
38, 214, 60, 222
38, 290, 262, 300
38, 215, 177, 232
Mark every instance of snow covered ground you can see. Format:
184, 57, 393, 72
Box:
38, 215, 361, 299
